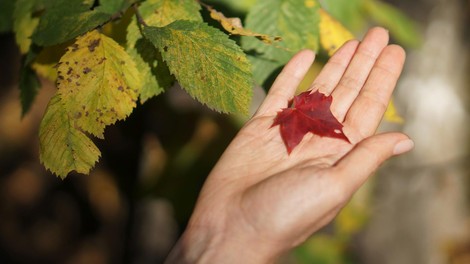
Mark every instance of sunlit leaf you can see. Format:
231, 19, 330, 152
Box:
242, 0, 321, 64
126, 0, 201, 102
319, 8, 354, 56
143, 21, 253, 114
136, 0, 202, 27
57, 30, 141, 138
39, 95, 100, 179
13, 0, 40, 53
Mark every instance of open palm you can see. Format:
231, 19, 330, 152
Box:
166, 28, 414, 264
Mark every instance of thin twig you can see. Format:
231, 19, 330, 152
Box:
133, 3, 147, 27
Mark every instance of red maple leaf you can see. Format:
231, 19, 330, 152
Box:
272, 90, 350, 154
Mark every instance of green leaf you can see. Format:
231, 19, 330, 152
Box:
96, 0, 133, 14
126, 0, 201, 102
130, 37, 174, 103
19, 44, 42, 115
32, 0, 123, 46
143, 21, 253, 114
248, 54, 283, 87
39, 95, 100, 179
13, 0, 41, 53
204, 0, 257, 13
137, 0, 202, 27
242, 0, 321, 64
364, 0, 421, 47
20, 65, 41, 116
57, 30, 141, 138
0, 0, 15, 33
320, 0, 366, 33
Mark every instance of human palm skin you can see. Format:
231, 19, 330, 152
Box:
165, 27, 414, 264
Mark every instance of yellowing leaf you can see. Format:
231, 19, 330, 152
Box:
208, 6, 281, 44
57, 30, 141, 138
304, 0, 317, 8
13, 0, 40, 54
32, 62, 57, 82
39, 95, 100, 179
126, 0, 201, 102
143, 21, 253, 114
319, 8, 354, 56
141, 0, 202, 27
384, 98, 404, 123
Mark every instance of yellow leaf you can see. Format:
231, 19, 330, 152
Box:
319, 8, 354, 56
39, 95, 101, 179
304, 0, 317, 8
13, 0, 40, 54
208, 6, 281, 44
384, 98, 404, 123
32, 62, 57, 82
144, 0, 202, 27
57, 30, 141, 138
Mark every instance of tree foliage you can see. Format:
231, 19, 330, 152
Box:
2, 0, 420, 178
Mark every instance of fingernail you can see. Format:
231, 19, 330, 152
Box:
393, 139, 414, 155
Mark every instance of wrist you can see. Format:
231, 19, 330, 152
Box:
165, 223, 280, 264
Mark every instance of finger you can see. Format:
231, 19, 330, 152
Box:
309, 40, 359, 95
330, 27, 389, 122
332, 133, 413, 195
255, 49, 315, 116
344, 45, 406, 139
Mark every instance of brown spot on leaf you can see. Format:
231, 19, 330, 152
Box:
83, 67, 92, 74
98, 57, 106, 64
67, 67, 73, 75
88, 39, 101, 52
71, 43, 79, 52
163, 46, 168, 52
118, 86, 124, 91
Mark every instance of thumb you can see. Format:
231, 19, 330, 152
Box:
333, 132, 414, 192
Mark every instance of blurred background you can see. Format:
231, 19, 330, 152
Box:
0, 0, 469, 263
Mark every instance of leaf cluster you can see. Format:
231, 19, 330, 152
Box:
1, 0, 420, 178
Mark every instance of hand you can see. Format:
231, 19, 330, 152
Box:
165, 27, 414, 263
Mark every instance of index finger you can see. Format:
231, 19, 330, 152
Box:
255, 50, 315, 117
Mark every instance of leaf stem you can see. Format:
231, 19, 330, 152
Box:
133, 3, 147, 27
